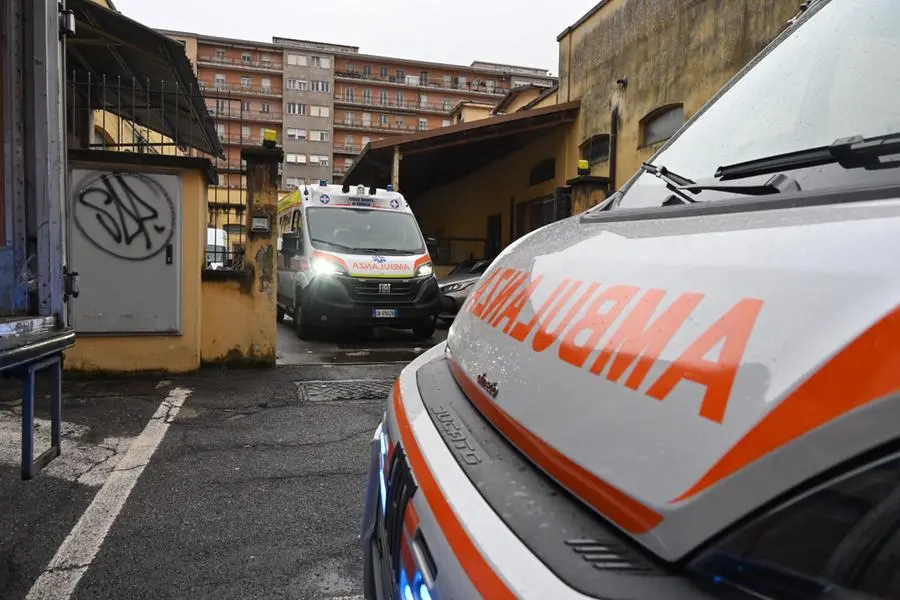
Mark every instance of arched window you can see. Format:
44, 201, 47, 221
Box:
640, 104, 684, 147
579, 134, 611, 165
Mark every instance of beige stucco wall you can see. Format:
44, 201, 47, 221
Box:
558, 0, 799, 185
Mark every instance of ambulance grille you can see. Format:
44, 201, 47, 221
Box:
565, 539, 654, 573
345, 278, 420, 305
384, 448, 417, 585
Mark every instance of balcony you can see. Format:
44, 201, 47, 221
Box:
197, 55, 283, 73
333, 95, 457, 115
217, 133, 284, 146
334, 120, 431, 135
207, 107, 283, 123
334, 144, 363, 155
211, 160, 246, 172
199, 81, 283, 99
334, 71, 510, 97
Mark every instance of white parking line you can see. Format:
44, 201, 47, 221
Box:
25, 387, 191, 600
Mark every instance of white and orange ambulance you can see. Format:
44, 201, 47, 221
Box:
276, 182, 440, 339
360, 0, 900, 598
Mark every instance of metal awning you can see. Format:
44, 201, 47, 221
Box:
65, 0, 224, 158
344, 101, 580, 198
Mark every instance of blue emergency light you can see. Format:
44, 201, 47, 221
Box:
319, 179, 327, 186
386, 184, 394, 191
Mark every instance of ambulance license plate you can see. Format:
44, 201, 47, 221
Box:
373, 309, 396, 318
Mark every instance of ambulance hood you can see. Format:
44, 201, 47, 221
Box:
445, 201, 900, 561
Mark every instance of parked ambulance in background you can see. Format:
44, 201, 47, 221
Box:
361, 1, 900, 598
276, 182, 440, 339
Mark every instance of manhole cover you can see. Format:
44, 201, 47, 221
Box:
297, 379, 393, 403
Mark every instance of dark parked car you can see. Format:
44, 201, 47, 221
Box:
437, 259, 490, 323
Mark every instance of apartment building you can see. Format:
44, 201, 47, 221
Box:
161, 29, 556, 190
330, 56, 556, 181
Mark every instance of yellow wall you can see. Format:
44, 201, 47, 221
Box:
450, 103, 495, 124
201, 278, 274, 365
413, 126, 570, 262
503, 88, 544, 113
200, 155, 279, 366
64, 169, 207, 373
530, 89, 558, 110
557, 0, 799, 186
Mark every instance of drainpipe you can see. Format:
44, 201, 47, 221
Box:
608, 105, 619, 194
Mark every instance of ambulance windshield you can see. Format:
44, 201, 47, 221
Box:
306, 207, 426, 255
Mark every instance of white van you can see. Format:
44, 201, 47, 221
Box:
361, 1, 900, 599
206, 227, 227, 270
276, 182, 440, 339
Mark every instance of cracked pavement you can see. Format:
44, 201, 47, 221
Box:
1, 324, 444, 600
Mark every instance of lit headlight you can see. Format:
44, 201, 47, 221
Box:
312, 257, 344, 276
415, 262, 434, 277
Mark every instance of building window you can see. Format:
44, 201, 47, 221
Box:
286, 103, 307, 115
379, 90, 388, 105
261, 103, 271, 114
240, 76, 251, 88
640, 104, 684, 147
311, 130, 330, 142
361, 136, 371, 148
286, 128, 307, 140
396, 69, 405, 81
529, 158, 555, 186
363, 88, 372, 104
580, 134, 611, 165
418, 118, 428, 131
346, 88, 355, 101
380, 114, 389, 126
396, 91, 405, 106
242, 100, 251, 112
311, 80, 330, 93
241, 125, 251, 139
285, 177, 300, 188
361, 113, 372, 127
309, 155, 329, 166
311, 56, 331, 68
420, 71, 428, 85
287, 53, 307, 66
216, 124, 225, 140
347, 63, 355, 73
442, 99, 452, 111
419, 93, 428, 108
215, 74, 226, 89
286, 78, 307, 91
286, 153, 307, 164
345, 112, 355, 125
363, 65, 372, 77
310, 105, 330, 117
344, 135, 354, 150
241, 52, 252, 64
380, 66, 389, 78
396, 118, 405, 129
443, 74, 452, 88
261, 78, 272, 93
260, 54, 272, 67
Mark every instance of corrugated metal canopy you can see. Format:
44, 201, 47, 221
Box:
65, 0, 224, 158
343, 101, 580, 198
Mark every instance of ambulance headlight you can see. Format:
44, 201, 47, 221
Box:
312, 257, 346, 276
415, 262, 433, 277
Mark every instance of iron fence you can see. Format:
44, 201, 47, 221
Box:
66, 72, 290, 274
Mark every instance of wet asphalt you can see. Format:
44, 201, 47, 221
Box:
0, 322, 448, 600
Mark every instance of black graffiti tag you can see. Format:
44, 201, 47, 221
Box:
74, 171, 176, 261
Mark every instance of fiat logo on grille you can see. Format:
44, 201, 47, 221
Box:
378, 283, 391, 294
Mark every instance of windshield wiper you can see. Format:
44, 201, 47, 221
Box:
356, 248, 416, 255
641, 162, 800, 206
310, 238, 355, 252
716, 133, 900, 181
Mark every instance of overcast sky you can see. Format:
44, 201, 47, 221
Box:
114, 0, 599, 75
